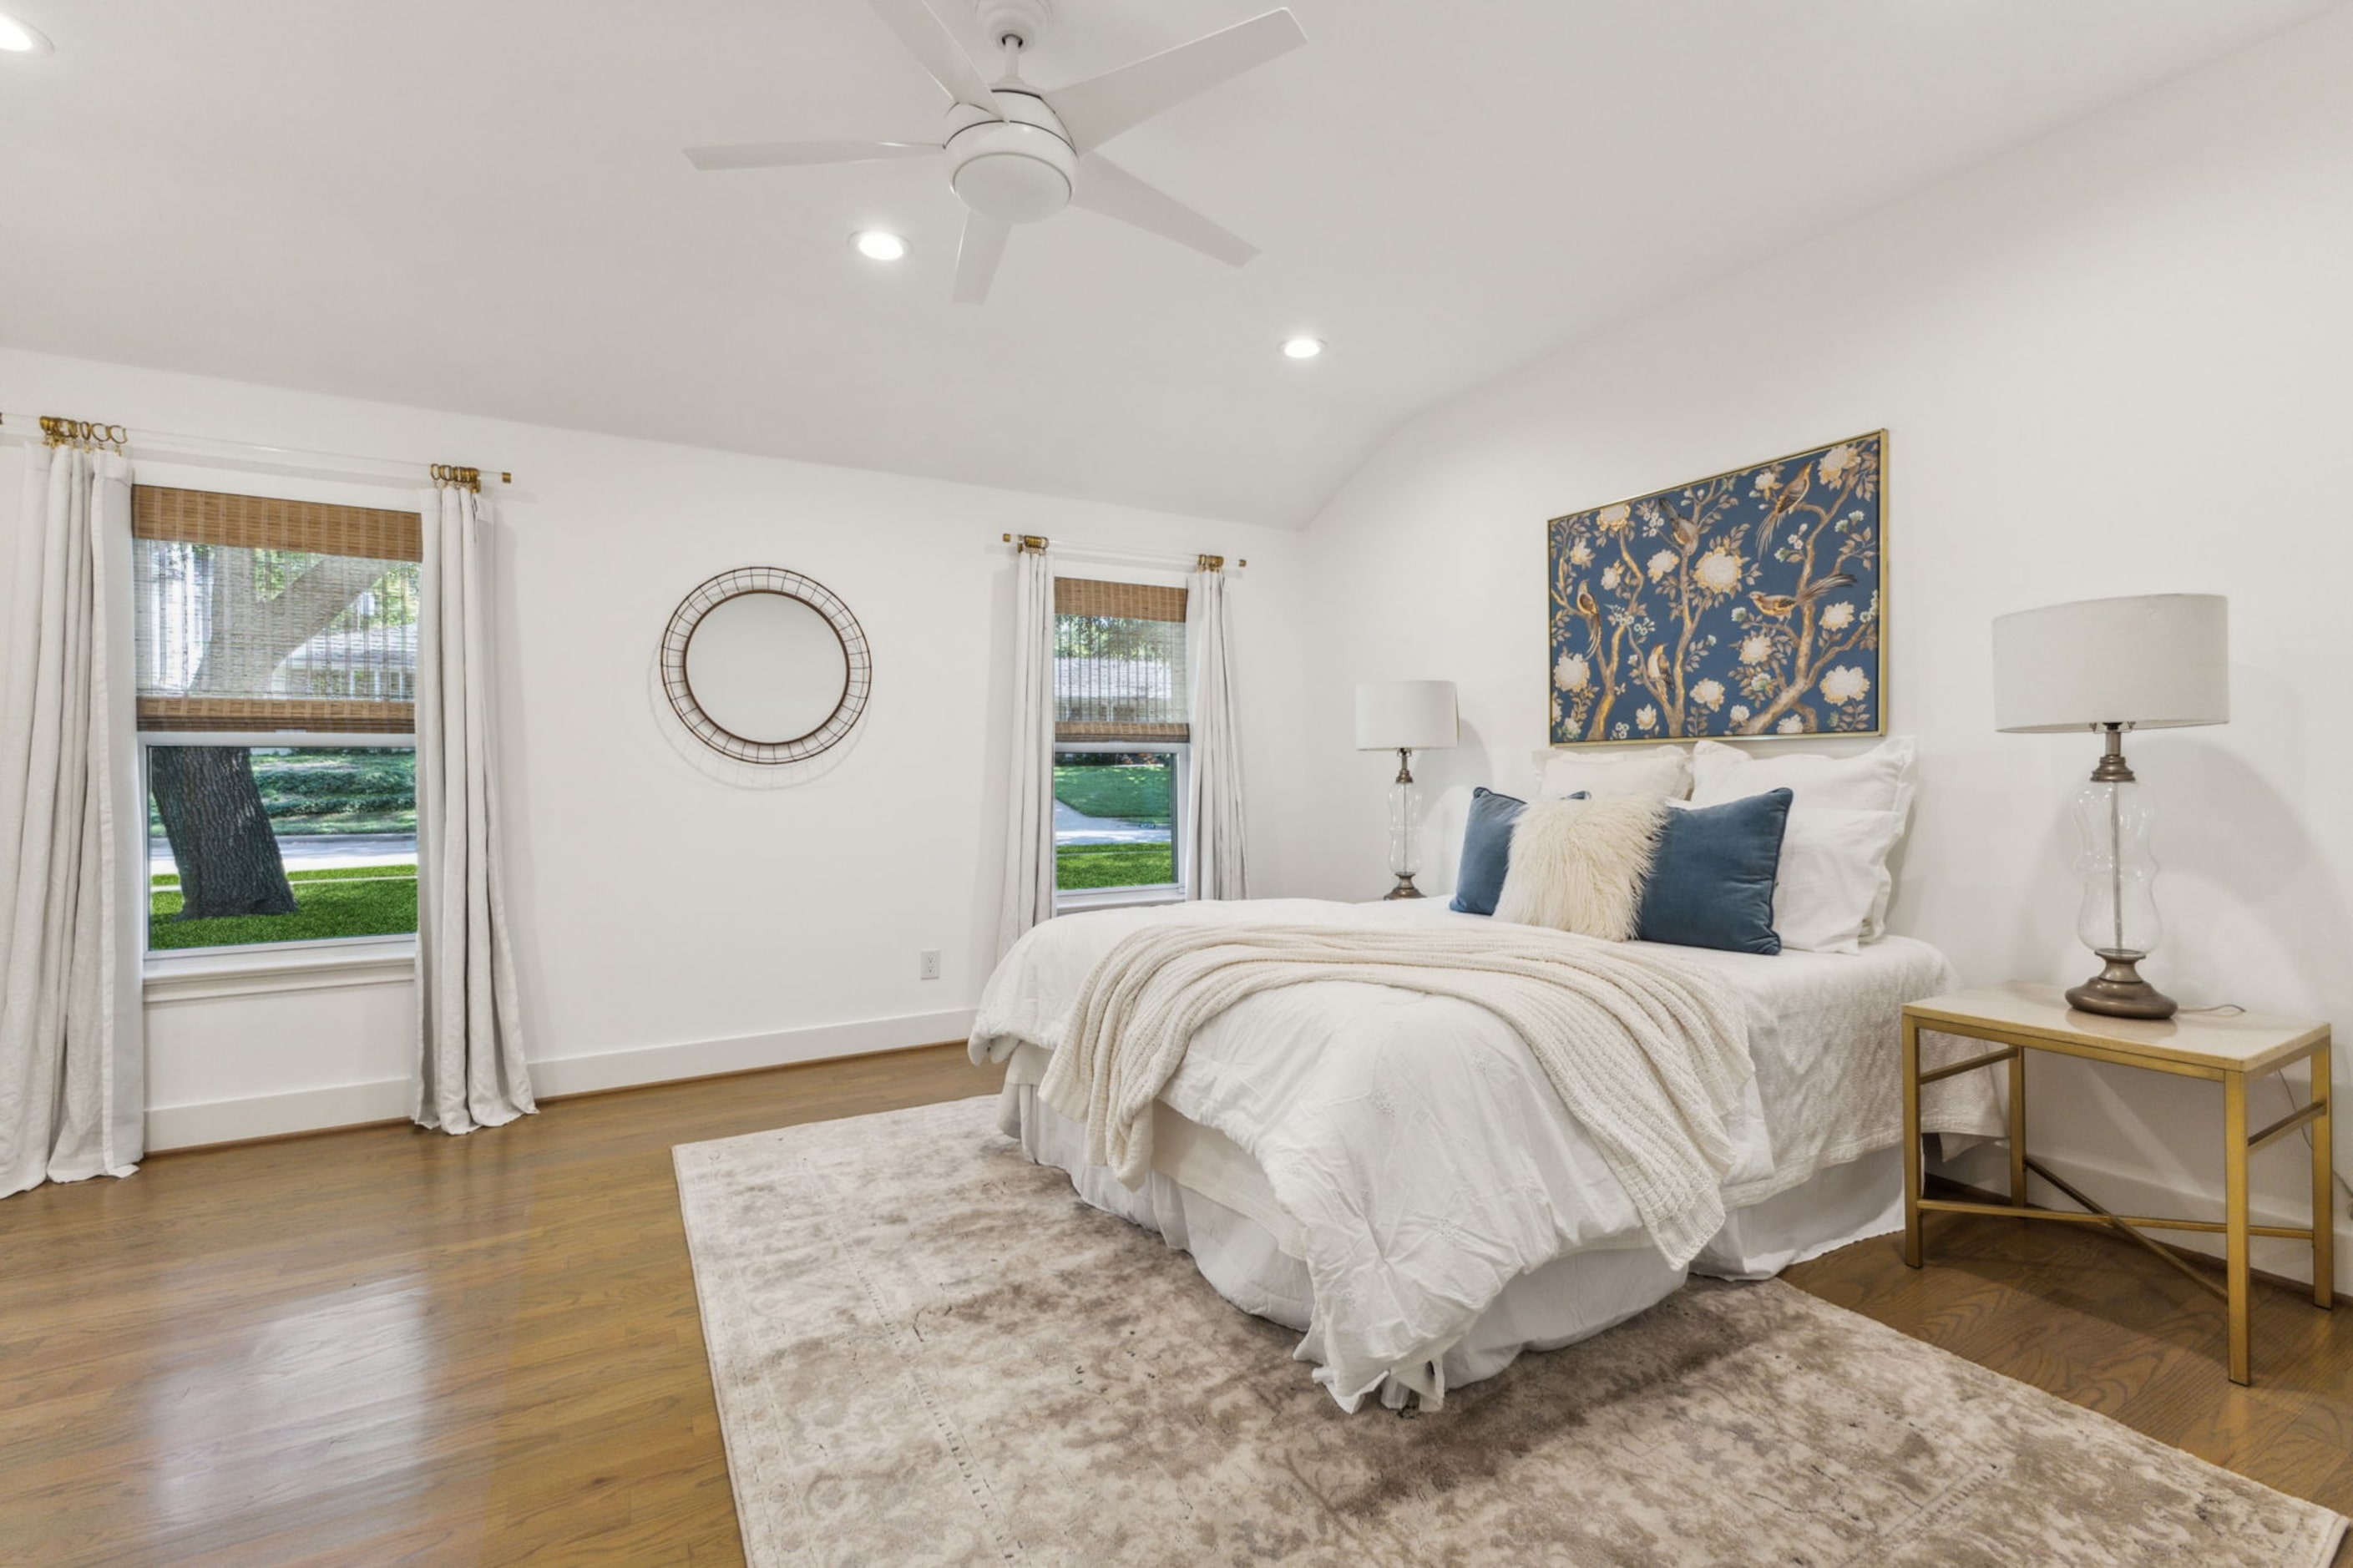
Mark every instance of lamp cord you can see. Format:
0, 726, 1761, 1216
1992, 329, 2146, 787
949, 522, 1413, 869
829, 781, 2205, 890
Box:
2181, 1004, 2353, 1211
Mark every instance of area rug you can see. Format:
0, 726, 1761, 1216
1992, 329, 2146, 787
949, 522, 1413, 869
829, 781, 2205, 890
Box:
675, 1096, 2347, 1566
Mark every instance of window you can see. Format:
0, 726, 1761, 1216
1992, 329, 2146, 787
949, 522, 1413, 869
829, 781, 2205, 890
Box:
134, 486, 423, 955
1054, 577, 1187, 902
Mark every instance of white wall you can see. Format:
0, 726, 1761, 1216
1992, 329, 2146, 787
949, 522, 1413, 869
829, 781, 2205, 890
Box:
0, 349, 1310, 1146
1298, 8, 2353, 1286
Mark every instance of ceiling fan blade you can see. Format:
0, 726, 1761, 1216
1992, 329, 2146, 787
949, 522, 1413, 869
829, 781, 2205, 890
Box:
684, 140, 939, 170
1043, 8, 1306, 152
863, 0, 1005, 116
954, 211, 1012, 304
1071, 153, 1257, 268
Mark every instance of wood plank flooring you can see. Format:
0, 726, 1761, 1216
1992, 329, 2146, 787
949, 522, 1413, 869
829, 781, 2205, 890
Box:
0, 1044, 999, 1567
4, 1046, 2347, 1565
1784, 1188, 2353, 1537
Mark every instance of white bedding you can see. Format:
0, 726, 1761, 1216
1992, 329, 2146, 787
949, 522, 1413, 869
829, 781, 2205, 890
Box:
969, 898, 2002, 1410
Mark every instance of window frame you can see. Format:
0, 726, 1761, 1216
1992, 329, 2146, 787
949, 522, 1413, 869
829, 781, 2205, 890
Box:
1051, 739, 1189, 913
139, 730, 421, 968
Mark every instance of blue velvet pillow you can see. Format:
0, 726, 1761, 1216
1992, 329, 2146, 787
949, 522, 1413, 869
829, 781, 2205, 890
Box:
1634, 788, 1794, 955
1450, 787, 1527, 916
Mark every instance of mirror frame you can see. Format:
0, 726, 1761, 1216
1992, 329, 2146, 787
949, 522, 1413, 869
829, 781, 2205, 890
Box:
660, 567, 873, 764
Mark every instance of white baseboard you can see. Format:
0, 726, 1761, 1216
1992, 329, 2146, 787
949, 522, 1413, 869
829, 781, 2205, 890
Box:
143, 1006, 979, 1152
1933, 1142, 2353, 1296
528, 1008, 977, 1099
146, 1077, 412, 1151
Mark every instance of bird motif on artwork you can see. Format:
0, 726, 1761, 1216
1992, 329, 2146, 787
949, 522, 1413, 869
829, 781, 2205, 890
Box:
1644, 645, 1667, 686
1757, 465, 1814, 559
1576, 587, 1600, 620
1748, 573, 1856, 618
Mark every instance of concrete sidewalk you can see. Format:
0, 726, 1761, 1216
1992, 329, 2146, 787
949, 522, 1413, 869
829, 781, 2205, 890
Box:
149, 832, 417, 876
1053, 802, 1170, 846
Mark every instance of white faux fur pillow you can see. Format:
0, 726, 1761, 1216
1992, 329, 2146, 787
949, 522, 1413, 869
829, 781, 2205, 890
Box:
1493, 795, 1669, 940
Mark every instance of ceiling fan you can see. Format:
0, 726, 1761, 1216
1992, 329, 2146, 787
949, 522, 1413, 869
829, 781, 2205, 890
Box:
685, 0, 1306, 303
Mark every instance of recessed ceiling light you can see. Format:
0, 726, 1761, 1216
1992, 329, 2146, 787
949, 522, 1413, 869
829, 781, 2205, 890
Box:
0, 13, 53, 53
1280, 336, 1324, 360
852, 230, 908, 262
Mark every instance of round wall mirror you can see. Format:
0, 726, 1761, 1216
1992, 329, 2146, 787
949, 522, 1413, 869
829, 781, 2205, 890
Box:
660, 567, 872, 764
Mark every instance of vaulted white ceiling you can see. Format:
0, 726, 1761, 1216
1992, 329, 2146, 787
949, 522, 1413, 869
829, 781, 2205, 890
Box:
0, 0, 2337, 524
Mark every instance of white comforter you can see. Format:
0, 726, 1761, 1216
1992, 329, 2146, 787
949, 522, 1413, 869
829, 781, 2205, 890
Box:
969, 898, 1999, 1410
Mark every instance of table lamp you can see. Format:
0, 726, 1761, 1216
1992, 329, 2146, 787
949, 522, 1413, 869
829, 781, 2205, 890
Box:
1991, 594, 2229, 1019
1354, 680, 1458, 899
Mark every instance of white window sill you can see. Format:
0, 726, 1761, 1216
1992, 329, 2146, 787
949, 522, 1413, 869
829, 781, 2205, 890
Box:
144, 937, 417, 1005
1055, 886, 1188, 915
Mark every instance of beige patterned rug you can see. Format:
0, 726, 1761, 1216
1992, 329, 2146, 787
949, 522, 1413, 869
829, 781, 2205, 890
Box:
675, 1096, 2347, 1566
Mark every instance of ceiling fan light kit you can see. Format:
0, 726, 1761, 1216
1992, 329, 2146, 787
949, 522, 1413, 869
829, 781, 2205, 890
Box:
686, 0, 1306, 304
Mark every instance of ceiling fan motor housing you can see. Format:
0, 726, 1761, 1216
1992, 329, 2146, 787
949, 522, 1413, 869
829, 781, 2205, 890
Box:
944, 96, 1075, 224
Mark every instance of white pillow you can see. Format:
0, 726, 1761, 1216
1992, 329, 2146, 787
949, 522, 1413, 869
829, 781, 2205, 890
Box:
1688, 736, 1916, 938
1689, 735, 1915, 814
1773, 807, 1907, 954
1533, 744, 1693, 802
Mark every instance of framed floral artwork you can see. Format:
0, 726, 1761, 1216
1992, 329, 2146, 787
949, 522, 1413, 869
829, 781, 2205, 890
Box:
1547, 431, 1885, 745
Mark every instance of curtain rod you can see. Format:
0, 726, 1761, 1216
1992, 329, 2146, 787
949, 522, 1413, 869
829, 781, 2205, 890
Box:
1002, 533, 1244, 571
0, 410, 514, 493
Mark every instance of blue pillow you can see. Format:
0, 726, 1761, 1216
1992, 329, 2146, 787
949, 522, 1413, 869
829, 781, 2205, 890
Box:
1634, 788, 1794, 955
1450, 787, 1527, 915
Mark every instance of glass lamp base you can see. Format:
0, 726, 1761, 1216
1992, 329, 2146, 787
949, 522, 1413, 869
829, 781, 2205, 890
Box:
1383, 874, 1424, 901
2065, 953, 2177, 1020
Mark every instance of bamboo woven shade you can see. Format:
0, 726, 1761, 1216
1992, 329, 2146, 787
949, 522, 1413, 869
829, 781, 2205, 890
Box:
133, 484, 422, 736
1054, 577, 1187, 624
1055, 577, 1190, 742
134, 486, 423, 561
139, 697, 418, 735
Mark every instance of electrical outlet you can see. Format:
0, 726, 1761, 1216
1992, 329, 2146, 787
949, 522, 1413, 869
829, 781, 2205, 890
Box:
918, 948, 942, 981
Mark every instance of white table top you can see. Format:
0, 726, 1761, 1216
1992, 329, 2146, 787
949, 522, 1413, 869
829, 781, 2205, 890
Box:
1906, 983, 2329, 1074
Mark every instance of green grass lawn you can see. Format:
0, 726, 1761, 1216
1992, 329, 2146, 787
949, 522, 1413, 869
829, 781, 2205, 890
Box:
1052, 763, 1171, 824
1056, 842, 1175, 891
149, 862, 417, 950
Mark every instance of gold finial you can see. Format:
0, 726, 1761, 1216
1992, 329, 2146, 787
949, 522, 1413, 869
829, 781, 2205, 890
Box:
1002, 533, 1050, 553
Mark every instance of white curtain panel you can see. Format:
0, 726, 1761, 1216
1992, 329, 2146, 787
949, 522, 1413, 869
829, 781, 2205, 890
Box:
996, 546, 1057, 956
1184, 566, 1247, 900
413, 482, 534, 1134
0, 444, 144, 1198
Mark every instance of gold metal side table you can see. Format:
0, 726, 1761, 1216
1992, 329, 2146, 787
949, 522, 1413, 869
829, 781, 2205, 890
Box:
1900, 983, 2335, 1385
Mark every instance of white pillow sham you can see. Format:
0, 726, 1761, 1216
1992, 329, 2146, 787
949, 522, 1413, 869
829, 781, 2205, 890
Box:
1772, 807, 1908, 954
1533, 744, 1693, 802
1688, 736, 1916, 939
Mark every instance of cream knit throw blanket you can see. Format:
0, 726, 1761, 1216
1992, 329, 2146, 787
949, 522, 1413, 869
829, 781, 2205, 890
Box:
1035, 922, 1754, 1268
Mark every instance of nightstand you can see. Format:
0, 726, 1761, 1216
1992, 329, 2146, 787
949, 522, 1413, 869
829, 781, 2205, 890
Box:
1900, 983, 2335, 1385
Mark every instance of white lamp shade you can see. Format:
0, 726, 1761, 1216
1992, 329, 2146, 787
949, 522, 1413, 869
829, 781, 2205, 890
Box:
1355, 680, 1459, 751
1991, 594, 2229, 733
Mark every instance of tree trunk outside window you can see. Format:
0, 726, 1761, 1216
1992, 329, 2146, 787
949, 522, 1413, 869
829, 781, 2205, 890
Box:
151, 745, 297, 918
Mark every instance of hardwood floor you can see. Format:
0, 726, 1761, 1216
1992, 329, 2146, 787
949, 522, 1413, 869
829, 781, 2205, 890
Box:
1784, 1190, 2353, 1540
5, 1048, 2348, 1565
0, 1044, 1000, 1568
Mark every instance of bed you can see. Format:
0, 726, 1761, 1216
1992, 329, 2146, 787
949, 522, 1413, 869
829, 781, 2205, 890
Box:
969, 897, 2002, 1411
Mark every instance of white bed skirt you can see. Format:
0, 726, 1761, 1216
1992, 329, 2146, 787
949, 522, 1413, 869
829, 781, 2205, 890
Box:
999, 1077, 1907, 1409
